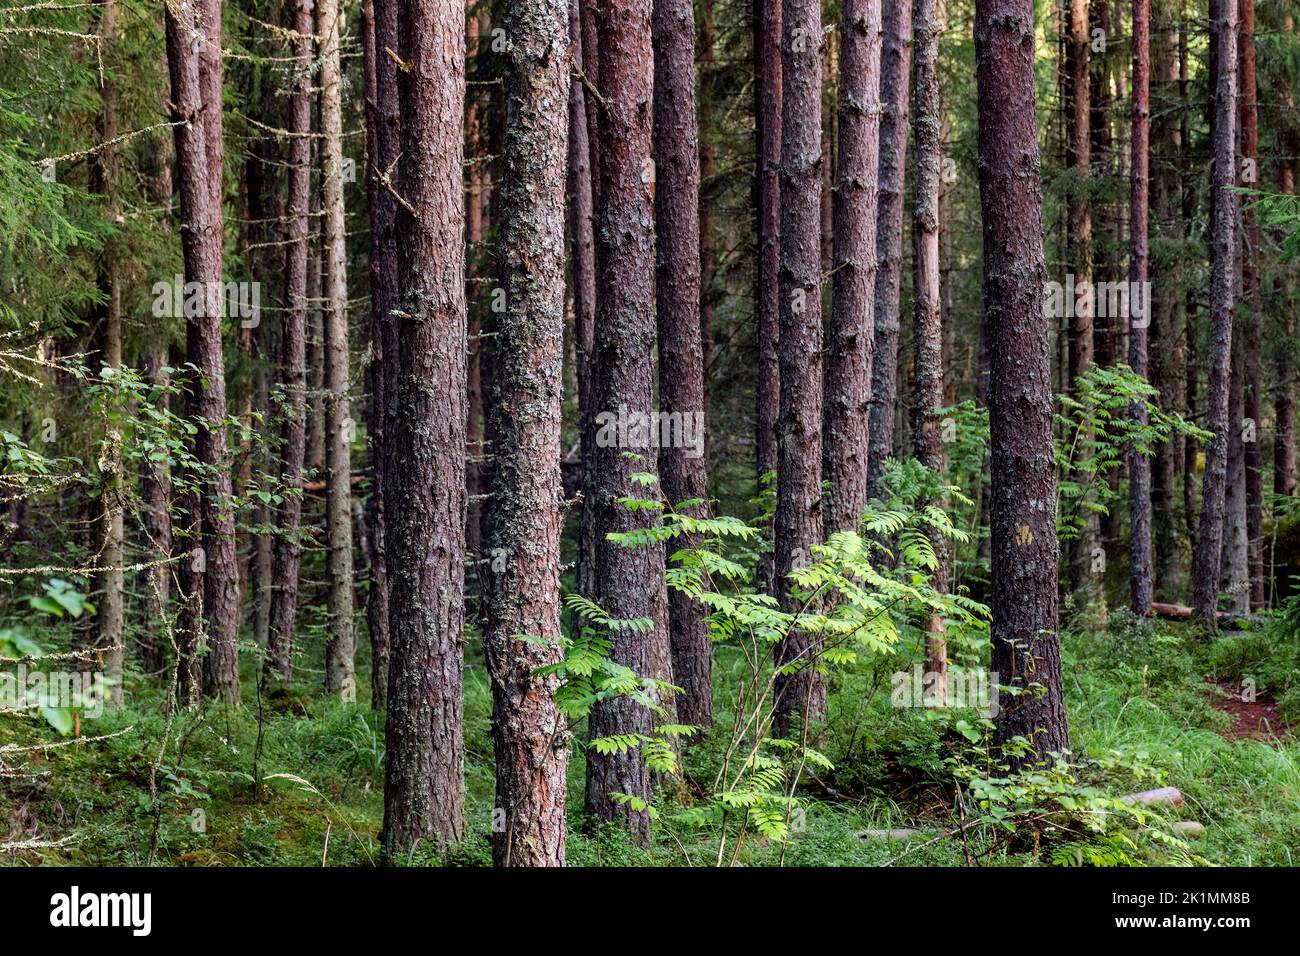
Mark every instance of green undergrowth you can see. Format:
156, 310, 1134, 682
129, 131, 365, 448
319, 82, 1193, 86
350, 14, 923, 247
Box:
3, 614, 1297, 867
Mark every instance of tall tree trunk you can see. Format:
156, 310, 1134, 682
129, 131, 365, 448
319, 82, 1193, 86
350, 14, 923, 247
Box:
1239, 0, 1263, 609
1275, 17, 1297, 503
582, 0, 665, 844
1150, 1, 1183, 599
975, 0, 1069, 766
1128, 0, 1153, 614
568, 0, 601, 610
91, 0, 124, 709
382, 0, 468, 855
1066, 0, 1099, 605
697, 0, 716, 454
653, 0, 711, 728
773, 0, 826, 734
164, 0, 238, 703
198, 0, 239, 701
824, 0, 882, 533
754, 0, 781, 594
867, 0, 913, 496
318, 0, 356, 699
1192, 0, 1238, 625
1180, 14, 1198, 536
483, 0, 570, 867
465, 7, 489, 581
911, 0, 946, 682
267, 0, 314, 683
361, 0, 394, 709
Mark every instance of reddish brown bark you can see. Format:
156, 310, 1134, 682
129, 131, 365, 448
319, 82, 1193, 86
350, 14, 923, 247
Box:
653, 0, 711, 727
974, 0, 1069, 767
754, 0, 781, 594
582, 0, 665, 842
825, 0, 882, 533
382, 0, 468, 855
483, 0, 570, 867
773, 0, 826, 733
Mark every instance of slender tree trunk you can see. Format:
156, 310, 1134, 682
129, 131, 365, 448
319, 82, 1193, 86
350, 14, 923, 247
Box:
382, 0, 468, 855
1128, 0, 1153, 614
754, 0, 781, 594
568, 0, 601, 611
773, 0, 827, 734
824, 0, 882, 534
583, 0, 665, 842
653, 0, 711, 728
1180, 15, 1198, 535
697, 0, 715, 453
867, 0, 913, 495
911, 0, 946, 682
139, 353, 172, 677
1150, 1, 1182, 599
361, 0, 393, 709
1192, 0, 1238, 625
317, 0, 356, 699
483, 0, 570, 867
267, 0, 314, 683
1239, 0, 1263, 609
1066, 0, 1099, 604
1275, 19, 1297, 503
164, 0, 238, 703
90, 0, 124, 708
975, 0, 1069, 766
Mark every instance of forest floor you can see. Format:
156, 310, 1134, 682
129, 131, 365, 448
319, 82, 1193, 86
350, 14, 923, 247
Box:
3, 614, 1299, 867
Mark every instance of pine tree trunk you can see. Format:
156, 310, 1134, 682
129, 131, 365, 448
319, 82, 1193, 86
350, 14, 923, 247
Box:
824, 0, 882, 534
91, 0, 124, 709
1192, 0, 1238, 625
361, 0, 394, 709
1274, 17, 1297, 504
483, 0, 570, 867
1128, 0, 1153, 614
867, 0, 912, 496
773, 0, 827, 734
164, 0, 238, 703
653, 0, 711, 728
267, 0, 315, 683
582, 0, 665, 843
975, 0, 1069, 767
911, 0, 946, 681
318, 0, 356, 700
1238, 0, 1264, 609
754, 0, 781, 594
1150, 2, 1183, 599
382, 0, 468, 855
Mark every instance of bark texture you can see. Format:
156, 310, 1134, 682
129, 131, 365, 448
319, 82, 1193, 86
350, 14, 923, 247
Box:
267, 0, 314, 683
318, 0, 356, 700
483, 0, 570, 867
824, 0, 883, 533
1129, 0, 1153, 614
1192, 0, 1238, 624
974, 0, 1070, 766
866, 0, 912, 496
582, 0, 664, 843
382, 0, 468, 855
754, 0, 781, 593
653, 0, 711, 728
773, 0, 827, 734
